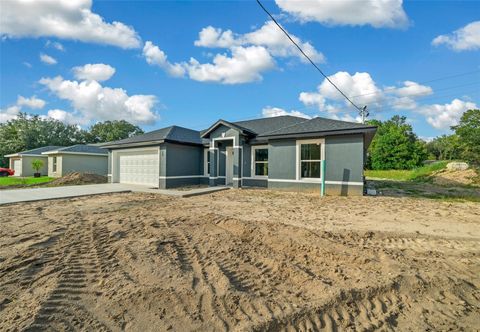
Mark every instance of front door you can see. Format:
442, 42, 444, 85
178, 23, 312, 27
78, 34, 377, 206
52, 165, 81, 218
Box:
226, 147, 233, 185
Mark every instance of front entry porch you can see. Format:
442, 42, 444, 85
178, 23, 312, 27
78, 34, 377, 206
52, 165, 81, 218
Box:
208, 137, 242, 189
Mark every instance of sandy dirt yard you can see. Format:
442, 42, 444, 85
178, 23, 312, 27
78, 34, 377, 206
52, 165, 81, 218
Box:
0, 189, 479, 331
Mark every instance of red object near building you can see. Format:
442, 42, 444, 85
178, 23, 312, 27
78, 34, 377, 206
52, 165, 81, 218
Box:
0, 168, 15, 177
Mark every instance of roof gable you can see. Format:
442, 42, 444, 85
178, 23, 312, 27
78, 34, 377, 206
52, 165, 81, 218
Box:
200, 119, 256, 138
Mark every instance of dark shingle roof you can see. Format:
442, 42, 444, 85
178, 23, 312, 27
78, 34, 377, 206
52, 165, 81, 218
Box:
16, 146, 65, 156
258, 116, 376, 137
47, 144, 108, 155
232, 116, 308, 135
104, 125, 204, 147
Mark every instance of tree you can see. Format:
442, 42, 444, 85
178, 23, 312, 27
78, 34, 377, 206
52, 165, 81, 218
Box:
367, 115, 428, 170
0, 113, 88, 167
31, 159, 44, 173
426, 134, 462, 160
452, 109, 480, 165
87, 120, 143, 143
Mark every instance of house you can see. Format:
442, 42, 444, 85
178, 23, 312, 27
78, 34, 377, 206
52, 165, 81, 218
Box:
5, 146, 64, 177
103, 115, 377, 195
41, 144, 108, 178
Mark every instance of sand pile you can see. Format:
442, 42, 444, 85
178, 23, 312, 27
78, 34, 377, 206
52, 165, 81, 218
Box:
432, 168, 480, 187
0, 190, 478, 331
48, 172, 107, 186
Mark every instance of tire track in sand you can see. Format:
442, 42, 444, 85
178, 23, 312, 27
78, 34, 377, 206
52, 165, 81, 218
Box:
24, 209, 112, 331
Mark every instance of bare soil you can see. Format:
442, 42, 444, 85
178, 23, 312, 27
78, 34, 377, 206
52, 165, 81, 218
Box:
47, 172, 107, 186
0, 189, 479, 331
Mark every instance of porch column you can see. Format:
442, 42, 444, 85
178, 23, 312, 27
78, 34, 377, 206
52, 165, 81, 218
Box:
233, 146, 242, 188
209, 147, 217, 186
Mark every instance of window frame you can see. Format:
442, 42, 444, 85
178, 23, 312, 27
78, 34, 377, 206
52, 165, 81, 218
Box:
251, 145, 268, 179
296, 138, 325, 182
52, 156, 57, 173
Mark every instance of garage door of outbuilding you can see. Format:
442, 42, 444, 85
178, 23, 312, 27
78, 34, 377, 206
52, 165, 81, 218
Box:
118, 150, 159, 187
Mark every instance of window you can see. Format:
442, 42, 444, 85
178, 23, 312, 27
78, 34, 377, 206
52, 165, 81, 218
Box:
253, 146, 268, 177
300, 143, 321, 178
204, 149, 210, 175
52, 156, 57, 172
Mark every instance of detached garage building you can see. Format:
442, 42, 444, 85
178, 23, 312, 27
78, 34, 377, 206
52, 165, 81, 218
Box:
41, 145, 108, 178
5, 146, 63, 177
104, 116, 376, 195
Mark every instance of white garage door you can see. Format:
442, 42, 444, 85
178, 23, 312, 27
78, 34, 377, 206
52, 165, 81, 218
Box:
12, 159, 22, 176
118, 151, 159, 187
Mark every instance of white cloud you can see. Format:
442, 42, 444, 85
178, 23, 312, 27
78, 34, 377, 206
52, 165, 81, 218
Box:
73, 63, 116, 82
0, 0, 140, 49
388, 81, 433, 110
45, 40, 65, 51
46, 109, 88, 126
417, 99, 477, 129
275, 0, 408, 28
299, 72, 383, 114
39, 76, 158, 125
23, 62, 32, 68
17, 95, 46, 109
194, 21, 324, 63
432, 21, 480, 51
142, 41, 186, 77
0, 106, 21, 123
40, 53, 57, 65
186, 46, 275, 84
262, 106, 311, 119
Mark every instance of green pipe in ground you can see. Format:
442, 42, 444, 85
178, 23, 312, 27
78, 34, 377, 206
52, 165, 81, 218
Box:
321, 160, 326, 197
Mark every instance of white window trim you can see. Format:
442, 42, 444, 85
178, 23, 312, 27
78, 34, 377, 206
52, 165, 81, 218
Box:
52, 156, 57, 173
251, 145, 268, 179
203, 148, 210, 176
296, 138, 325, 181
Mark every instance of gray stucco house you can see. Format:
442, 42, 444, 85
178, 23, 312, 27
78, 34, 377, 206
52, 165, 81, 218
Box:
5, 146, 64, 177
104, 115, 376, 195
41, 144, 108, 178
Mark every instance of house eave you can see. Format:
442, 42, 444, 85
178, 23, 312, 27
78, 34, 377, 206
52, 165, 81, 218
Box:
102, 140, 166, 149
255, 127, 377, 141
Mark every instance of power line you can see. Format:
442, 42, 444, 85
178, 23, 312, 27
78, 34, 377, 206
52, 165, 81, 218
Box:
255, 0, 363, 113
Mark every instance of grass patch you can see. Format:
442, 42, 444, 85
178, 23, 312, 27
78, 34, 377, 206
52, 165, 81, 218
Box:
365, 161, 449, 181
0, 176, 54, 187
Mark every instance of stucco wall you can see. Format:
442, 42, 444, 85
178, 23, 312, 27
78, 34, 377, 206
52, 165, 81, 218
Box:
325, 134, 364, 183
50, 154, 107, 177
16, 156, 48, 177
268, 139, 297, 180
165, 143, 203, 176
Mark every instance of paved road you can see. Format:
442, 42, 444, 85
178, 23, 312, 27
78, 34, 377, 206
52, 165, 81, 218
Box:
0, 184, 230, 205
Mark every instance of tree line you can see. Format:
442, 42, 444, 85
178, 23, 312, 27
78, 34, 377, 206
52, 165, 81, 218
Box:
1, 109, 478, 170
0, 113, 144, 167
366, 109, 479, 170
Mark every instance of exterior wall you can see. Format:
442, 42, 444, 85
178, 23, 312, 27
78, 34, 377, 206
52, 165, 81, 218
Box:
25, 156, 48, 177
325, 134, 364, 183
265, 134, 364, 196
47, 155, 63, 178
49, 154, 107, 177
163, 142, 206, 188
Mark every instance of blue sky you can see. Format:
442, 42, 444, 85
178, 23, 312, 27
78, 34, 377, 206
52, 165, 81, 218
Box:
1, 0, 479, 139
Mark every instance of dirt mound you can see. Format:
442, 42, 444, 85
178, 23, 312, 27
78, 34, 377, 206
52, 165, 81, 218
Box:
48, 172, 107, 186
432, 168, 480, 187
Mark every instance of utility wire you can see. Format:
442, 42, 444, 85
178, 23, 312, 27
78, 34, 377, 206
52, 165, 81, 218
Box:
255, 0, 363, 112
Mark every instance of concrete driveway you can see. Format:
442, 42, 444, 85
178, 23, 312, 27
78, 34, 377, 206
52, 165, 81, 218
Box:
0, 184, 135, 205
0, 183, 230, 205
